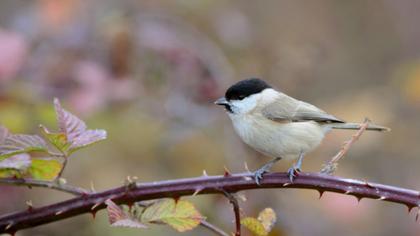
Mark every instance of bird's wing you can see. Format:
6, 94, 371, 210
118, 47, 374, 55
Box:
261, 94, 344, 123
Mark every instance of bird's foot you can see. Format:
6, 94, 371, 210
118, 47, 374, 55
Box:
253, 167, 268, 186
287, 165, 301, 182
253, 157, 282, 185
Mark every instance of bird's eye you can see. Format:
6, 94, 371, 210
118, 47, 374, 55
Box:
238, 95, 246, 100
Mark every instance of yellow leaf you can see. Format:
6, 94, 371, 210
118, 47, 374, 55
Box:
257, 208, 276, 233
141, 199, 203, 232
241, 217, 267, 236
28, 159, 62, 180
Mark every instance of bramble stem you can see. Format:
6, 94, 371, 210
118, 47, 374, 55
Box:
0, 172, 419, 234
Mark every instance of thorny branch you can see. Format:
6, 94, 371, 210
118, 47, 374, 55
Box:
1, 172, 419, 234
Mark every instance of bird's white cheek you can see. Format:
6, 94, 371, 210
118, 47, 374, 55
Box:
229, 96, 258, 115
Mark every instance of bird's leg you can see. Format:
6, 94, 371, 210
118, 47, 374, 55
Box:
253, 157, 282, 185
287, 151, 304, 182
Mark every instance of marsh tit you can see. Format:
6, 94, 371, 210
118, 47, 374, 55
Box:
215, 78, 389, 184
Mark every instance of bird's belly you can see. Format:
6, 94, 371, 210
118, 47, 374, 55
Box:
231, 115, 325, 160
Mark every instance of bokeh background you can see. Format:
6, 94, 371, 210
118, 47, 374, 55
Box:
1, 0, 420, 235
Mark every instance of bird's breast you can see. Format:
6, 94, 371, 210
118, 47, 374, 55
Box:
228, 113, 325, 160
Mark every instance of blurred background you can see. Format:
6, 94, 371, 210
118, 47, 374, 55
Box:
1, 0, 420, 235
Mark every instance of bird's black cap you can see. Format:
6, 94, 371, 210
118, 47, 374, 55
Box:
225, 78, 271, 101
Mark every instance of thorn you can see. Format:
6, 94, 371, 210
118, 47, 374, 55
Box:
407, 204, 415, 213
318, 190, 325, 199
26, 200, 33, 212
5, 222, 13, 230
363, 180, 375, 189
55, 210, 64, 216
90, 181, 96, 193
236, 192, 247, 202
127, 202, 134, 212
345, 190, 351, 194
91, 210, 97, 219
242, 176, 252, 181
91, 202, 101, 211
193, 188, 203, 196
173, 196, 180, 204
378, 196, 386, 201
354, 195, 363, 203
223, 166, 232, 177
202, 170, 208, 176
244, 162, 250, 173
283, 183, 291, 187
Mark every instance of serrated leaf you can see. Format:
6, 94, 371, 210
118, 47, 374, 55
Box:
28, 159, 62, 180
50, 99, 107, 154
257, 208, 276, 233
241, 217, 267, 236
105, 199, 148, 229
40, 125, 70, 153
54, 98, 87, 141
68, 129, 107, 153
141, 199, 203, 232
0, 153, 31, 171
0, 133, 48, 161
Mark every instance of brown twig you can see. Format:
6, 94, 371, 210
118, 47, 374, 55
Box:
321, 118, 370, 174
0, 178, 89, 196
222, 190, 241, 236
1, 172, 419, 234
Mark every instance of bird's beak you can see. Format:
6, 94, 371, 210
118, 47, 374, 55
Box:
214, 97, 229, 106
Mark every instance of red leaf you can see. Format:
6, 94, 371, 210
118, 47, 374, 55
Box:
105, 199, 148, 229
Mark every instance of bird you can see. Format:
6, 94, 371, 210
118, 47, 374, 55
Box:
215, 78, 390, 184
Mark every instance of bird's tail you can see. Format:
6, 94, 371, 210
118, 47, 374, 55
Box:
330, 122, 390, 132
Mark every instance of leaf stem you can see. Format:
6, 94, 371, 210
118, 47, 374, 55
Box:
200, 220, 230, 236
55, 156, 68, 180
0, 178, 89, 196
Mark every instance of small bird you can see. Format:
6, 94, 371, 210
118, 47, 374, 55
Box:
215, 78, 389, 184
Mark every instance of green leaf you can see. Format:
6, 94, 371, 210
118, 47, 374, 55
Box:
28, 159, 62, 180
105, 199, 148, 229
141, 199, 203, 232
39, 125, 70, 154
241, 217, 267, 236
0, 133, 49, 161
0, 169, 21, 178
0, 153, 31, 171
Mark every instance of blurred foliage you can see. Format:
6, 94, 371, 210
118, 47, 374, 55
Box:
1, 0, 420, 235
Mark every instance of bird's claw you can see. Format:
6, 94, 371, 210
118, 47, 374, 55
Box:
287, 166, 301, 182
253, 168, 267, 185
